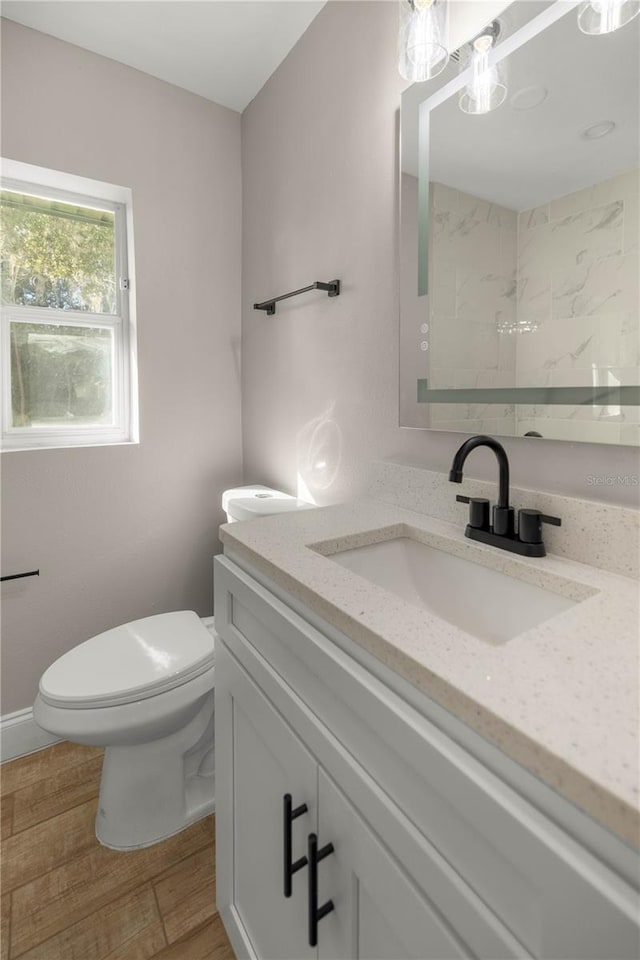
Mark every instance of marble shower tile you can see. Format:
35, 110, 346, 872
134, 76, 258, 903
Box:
547, 403, 613, 421
476, 369, 517, 388
515, 368, 553, 388
457, 190, 516, 230
430, 209, 454, 260
620, 313, 640, 367
430, 418, 484, 432
550, 169, 639, 221
565, 419, 623, 443
431, 182, 459, 213
592, 314, 624, 367
429, 368, 456, 389
496, 205, 518, 232
515, 316, 596, 372
454, 215, 501, 273
615, 366, 640, 386
519, 204, 550, 230
550, 368, 593, 386
622, 192, 639, 255
527, 315, 631, 372
453, 368, 480, 388
622, 405, 640, 424
479, 417, 516, 434
515, 416, 536, 430
551, 202, 623, 269
472, 323, 501, 370
468, 403, 514, 421
457, 270, 516, 326
430, 262, 456, 316
498, 330, 517, 372
541, 419, 585, 440
429, 403, 470, 422
431, 319, 499, 370
552, 252, 639, 318
500, 224, 518, 277
456, 188, 491, 222
517, 221, 553, 274
517, 272, 552, 328
517, 404, 539, 420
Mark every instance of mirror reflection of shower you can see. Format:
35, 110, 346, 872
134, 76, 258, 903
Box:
399, 0, 640, 446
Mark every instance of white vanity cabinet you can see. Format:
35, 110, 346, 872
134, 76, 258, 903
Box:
217, 646, 470, 960
217, 648, 315, 960
314, 768, 478, 960
214, 556, 640, 960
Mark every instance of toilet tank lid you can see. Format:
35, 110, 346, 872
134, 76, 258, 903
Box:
39, 611, 215, 709
222, 485, 313, 521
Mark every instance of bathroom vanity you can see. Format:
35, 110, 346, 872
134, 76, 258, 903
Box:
213, 480, 640, 960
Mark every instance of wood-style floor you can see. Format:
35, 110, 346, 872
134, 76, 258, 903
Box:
1, 741, 235, 960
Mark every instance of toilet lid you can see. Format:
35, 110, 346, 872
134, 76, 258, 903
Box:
223, 485, 313, 522
39, 611, 215, 709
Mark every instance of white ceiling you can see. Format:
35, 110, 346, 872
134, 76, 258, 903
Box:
1, 1, 326, 112
402, 1, 640, 210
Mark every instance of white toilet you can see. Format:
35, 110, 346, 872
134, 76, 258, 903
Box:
33, 485, 312, 850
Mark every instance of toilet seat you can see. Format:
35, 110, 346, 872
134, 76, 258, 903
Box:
39, 611, 215, 710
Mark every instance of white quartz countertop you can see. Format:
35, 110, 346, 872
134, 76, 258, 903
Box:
219, 499, 640, 849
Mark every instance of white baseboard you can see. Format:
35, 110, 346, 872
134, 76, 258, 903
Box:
0, 707, 61, 763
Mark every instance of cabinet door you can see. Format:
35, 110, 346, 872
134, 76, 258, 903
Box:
216, 643, 316, 960
316, 769, 472, 960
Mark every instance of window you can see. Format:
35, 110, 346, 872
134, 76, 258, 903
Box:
1, 159, 138, 450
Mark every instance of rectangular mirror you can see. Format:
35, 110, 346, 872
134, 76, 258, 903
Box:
400, 0, 639, 445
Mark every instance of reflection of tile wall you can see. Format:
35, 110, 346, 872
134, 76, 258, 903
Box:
427, 171, 639, 445
515, 169, 639, 446
428, 182, 517, 434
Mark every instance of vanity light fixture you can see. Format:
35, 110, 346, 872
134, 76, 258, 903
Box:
577, 0, 640, 34
459, 21, 507, 115
398, 0, 450, 82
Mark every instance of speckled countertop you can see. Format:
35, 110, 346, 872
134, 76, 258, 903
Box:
219, 499, 639, 849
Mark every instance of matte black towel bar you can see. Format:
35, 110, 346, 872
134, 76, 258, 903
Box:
1, 569, 39, 582
254, 279, 340, 315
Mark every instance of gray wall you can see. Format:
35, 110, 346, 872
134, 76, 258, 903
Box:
2, 3, 639, 715
1, 20, 243, 714
241, 1, 639, 508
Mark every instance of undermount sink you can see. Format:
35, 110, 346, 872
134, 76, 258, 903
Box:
326, 536, 582, 645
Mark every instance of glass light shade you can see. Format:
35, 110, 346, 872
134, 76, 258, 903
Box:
459, 33, 507, 115
398, 0, 449, 83
577, 0, 640, 34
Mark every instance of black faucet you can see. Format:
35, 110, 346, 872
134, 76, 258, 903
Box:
449, 435, 561, 558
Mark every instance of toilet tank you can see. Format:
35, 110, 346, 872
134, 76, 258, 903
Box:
222, 485, 314, 523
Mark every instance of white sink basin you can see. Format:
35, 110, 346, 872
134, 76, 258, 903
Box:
327, 536, 581, 645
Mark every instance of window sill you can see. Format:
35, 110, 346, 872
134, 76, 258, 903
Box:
2, 437, 140, 453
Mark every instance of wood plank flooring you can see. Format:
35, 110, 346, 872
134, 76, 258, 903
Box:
0, 742, 235, 960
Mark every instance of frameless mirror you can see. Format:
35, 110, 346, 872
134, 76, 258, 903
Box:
400, 0, 640, 445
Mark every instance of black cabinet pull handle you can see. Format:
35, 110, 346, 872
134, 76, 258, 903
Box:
308, 832, 334, 946
283, 793, 308, 897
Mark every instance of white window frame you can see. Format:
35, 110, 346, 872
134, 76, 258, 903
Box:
1, 159, 138, 451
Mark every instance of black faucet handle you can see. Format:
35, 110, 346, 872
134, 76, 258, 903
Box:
456, 495, 490, 530
518, 509, 562, 545
541, 513, 561, 527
